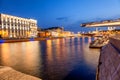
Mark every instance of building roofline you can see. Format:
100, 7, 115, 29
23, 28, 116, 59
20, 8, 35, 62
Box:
0, 13, 37, 22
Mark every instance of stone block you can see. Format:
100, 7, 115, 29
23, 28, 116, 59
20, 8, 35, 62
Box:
106, 71, 112, 80
109, 63, 116, 75
105, 58, 111, 67
111, 74, 120, 80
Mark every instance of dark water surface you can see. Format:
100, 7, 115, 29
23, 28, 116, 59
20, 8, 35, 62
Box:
0, 37, 100, 80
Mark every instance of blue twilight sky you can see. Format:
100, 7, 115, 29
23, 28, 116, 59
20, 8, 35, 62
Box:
1, 0, 120, 32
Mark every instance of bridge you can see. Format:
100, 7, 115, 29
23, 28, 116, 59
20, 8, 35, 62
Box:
81, 19, 120, 28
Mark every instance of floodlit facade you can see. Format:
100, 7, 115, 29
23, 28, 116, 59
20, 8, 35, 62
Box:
0, 13, 38, 38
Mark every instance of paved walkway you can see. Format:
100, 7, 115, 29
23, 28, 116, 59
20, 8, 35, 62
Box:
0, 66, 41, 80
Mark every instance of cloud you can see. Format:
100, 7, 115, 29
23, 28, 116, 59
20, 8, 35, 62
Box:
56, 17, 69, 21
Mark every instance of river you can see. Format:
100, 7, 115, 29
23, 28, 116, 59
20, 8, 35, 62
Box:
0, 37, 100, 80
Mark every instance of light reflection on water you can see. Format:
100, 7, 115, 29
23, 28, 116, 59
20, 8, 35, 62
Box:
0, 37, 100, 80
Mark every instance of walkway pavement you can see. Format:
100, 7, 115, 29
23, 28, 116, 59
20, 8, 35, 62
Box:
0, 66, 41, 80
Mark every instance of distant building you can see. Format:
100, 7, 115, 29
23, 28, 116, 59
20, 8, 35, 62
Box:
38, 27, 64, 38
63, 31, 73, 37
38, 31, 51, 38
0, 13, 38, 38
38, 27, 74, 38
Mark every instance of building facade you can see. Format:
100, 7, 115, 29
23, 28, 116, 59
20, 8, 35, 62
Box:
0, 13, 38, 38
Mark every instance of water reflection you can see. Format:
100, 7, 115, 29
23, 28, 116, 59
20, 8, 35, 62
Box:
0, 41, 42, 77
0, 37, 100, 80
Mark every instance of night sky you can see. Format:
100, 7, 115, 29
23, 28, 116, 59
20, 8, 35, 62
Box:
1, 0, 120, 33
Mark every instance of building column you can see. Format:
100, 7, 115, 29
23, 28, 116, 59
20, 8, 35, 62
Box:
16, 22, 18, 38
1, 21, 3, 38
13, 24, 16, 38
10, 20, 13, 38
20, 23, 22, 38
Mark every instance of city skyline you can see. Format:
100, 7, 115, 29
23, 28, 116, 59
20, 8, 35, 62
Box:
1, 0, 120, 32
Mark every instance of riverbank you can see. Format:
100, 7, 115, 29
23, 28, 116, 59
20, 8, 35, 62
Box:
0, 37, 64, 43
0, 66, 41, 80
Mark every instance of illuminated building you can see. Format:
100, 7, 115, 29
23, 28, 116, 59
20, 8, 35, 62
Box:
38, 27, 74, 38
0, 13, 38, 38
38, 31, 51, 38
38, 27, 64, 38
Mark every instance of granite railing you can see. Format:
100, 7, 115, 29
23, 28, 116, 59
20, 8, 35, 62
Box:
97, 37, 120, 80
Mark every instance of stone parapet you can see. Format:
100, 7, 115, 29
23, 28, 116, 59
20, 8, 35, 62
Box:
109, 37, 120, 51
97, 38, 120, 80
